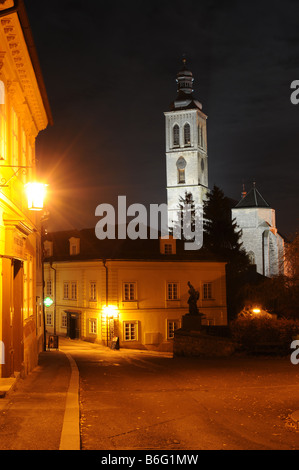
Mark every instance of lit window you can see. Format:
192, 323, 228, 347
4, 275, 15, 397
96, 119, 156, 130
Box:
46, 280, 52, 297
124, 322, 137, 341
61, 314, 67, 328
89, 318, 97, 334
167, 320, 179, 339
63, 282, 69, 299
184, 123, 191, 146
173, 124, 180, 146
178, 168, 185, 184
123, 282, 136, 301
71, 282, 77, 300
90, 281, 97, 301
203, 282, 212, 300
167, 282, 179, 300
46, 313, 53, 326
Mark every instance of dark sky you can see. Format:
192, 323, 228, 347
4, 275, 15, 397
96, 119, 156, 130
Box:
24, 0, 299, 238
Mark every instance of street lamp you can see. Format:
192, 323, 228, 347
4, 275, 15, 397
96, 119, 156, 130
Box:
102, 305, 119, 346
25, 182, 47, 211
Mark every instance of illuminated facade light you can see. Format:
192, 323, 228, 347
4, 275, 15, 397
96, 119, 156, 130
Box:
102, 305, 119, 319
25, 182, 47, 211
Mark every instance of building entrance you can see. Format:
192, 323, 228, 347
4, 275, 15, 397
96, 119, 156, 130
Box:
67, 312, 81, 339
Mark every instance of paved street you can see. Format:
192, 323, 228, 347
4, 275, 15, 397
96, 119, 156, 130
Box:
1, 337, 299, 451
64, 339, 299, 450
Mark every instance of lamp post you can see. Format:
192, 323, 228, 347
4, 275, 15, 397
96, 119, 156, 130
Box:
25, 182, 48, 351
102, 305, 119, 346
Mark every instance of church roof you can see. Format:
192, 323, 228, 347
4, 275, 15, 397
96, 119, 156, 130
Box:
234, 186, 271, 209
169, 57, 203, 111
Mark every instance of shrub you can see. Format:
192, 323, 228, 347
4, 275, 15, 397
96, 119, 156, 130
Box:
230, 317, 299, 354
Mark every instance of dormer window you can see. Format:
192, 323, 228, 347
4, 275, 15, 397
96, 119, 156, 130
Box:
43, 240, 53, 258
184, 123, 191, 146
173, 124, 180, 146
69, 237, 80, 256
160, 236, 176, 255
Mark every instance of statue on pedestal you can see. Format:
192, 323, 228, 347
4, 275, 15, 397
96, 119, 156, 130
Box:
187, 281, 200, 315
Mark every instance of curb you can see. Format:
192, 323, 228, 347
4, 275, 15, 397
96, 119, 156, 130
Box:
59, 353, 81, 450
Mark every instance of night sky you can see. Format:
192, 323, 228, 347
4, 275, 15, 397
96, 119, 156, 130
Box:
24, 0, 299, 238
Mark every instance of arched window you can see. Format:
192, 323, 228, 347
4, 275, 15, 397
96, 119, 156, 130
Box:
176, 157, 186, 184
173, 124, 180, 146
184, 123, 191, 146
248, 251, 256, 265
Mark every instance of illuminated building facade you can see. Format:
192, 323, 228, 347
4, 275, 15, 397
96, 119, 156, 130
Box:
43, 229, 227, 352
0, 1, 52, 377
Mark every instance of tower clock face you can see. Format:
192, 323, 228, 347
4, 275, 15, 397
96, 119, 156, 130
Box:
176, 157, 186, 169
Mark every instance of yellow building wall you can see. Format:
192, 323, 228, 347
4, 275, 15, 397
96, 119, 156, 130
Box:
44, 258, 227, 352
0, 6, 50, 377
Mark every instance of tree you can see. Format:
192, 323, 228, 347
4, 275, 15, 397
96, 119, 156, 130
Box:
203, 185, 251, 320
171, 191, 201, 242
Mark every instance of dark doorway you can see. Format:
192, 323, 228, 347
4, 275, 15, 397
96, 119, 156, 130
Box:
67, 312, 81, 339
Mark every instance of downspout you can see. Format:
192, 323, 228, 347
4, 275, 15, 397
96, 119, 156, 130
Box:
103, 259, 108, 306
103, 259, 108, 346
50, 261, 56, 336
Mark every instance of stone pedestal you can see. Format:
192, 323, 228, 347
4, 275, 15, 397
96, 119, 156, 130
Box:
182, 313, 204, 331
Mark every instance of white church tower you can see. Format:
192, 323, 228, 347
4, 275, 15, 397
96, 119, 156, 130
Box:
232, 184, 285, 277
165, 58, 209, 228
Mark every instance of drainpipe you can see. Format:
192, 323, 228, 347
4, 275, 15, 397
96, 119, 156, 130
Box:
50, 261, 56, 335
103, 260, 108, 346
103, 259, 108, 306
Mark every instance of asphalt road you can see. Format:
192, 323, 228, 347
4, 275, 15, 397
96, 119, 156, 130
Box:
62, 339, 299, 451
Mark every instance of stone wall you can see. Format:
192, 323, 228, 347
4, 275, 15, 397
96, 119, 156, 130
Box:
173, 328, 236, 357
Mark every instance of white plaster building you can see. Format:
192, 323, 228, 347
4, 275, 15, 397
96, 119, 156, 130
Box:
232, 185, 285, 277
165, 59, 209, 228
43, 229, 228, 352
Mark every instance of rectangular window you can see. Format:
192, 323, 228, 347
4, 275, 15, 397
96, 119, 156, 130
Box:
46, 312, 53, 326
167, 320, 179, 339
63, 282, 69, 299
203, 282, 212, 300
164, 244, 173, 254
123, 282, 136, 301
11, 107, 19, 166
90, 281, 97, 301
0, 95, 7, 160
61, 314, 67, 328
71, 281, 77, 300
124, 322, 137, 341
89, 318, 97, 334
178, 168, 185, 184
46, 279, 52, 297
167, 282, 179, 300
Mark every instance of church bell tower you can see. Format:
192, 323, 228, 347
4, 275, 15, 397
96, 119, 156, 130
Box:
165, 58, 209, 228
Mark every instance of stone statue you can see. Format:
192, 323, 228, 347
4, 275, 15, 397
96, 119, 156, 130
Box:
187, 281, 199, 315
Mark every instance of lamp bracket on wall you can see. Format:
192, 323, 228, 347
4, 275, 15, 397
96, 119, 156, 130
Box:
0, 162, 35, 188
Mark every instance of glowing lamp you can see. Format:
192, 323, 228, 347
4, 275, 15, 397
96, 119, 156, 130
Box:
44, 297, 53, 307
252, 308, 261, 314
103, 305, 119, 318
25, 182, 47, 211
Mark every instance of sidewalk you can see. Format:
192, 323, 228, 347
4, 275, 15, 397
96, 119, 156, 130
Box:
0, 342, 79, 450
